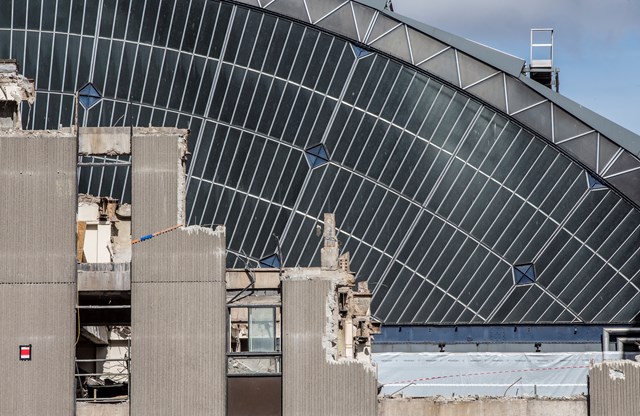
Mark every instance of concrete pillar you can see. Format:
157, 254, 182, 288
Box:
0, 132, 76, 415
321, 213, 339, 270
130, 129, 226, 416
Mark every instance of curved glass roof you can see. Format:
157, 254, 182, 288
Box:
2, 0, 639, 325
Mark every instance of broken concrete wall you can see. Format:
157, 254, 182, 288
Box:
282, 279, 378, 416
131, 129, 226, 416
78, 127, 131, 155
589, 360, 640, 416
0, 132, 75, 415
379, 396, 587, 416
0, 60, 35, 129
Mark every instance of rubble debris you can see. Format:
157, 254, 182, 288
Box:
284, 214, 380, 368
77, 194, 131, 263
0, 59, 35, 130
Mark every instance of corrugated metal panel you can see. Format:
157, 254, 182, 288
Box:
131, 131, 226, 415
282, 280, 377, 416
0, 134, 76, 283
589, 360, 640, 416
0, 284, 76, 415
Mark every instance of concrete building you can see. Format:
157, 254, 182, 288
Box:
1, 61, 380, 414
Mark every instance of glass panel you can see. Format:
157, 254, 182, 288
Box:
249, 308, 275, 352
228, 356, 281, 375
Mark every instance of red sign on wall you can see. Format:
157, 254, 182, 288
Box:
19, 345, 31, 361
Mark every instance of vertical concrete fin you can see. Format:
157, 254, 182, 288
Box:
131, 128, 226, 416
321, 213, 339, 270
0, 131, 76, 415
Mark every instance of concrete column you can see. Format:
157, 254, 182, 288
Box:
130, 129, 226, 416
0, 132, 76, 415
282, 278, 377, 416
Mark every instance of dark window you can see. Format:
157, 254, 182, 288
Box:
78, 82, 102, 109
305, 144, 329, 168
513, 263, 536, 285
260, 254, 281, 268
586, 172, 607, 190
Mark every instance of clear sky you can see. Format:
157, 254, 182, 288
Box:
392, 0, 640, 136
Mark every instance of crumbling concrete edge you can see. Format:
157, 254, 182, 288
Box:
177, 133, 188, 226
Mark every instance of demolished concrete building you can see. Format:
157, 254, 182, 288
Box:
0, 61, 380, 415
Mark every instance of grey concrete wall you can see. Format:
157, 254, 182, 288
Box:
0, 132, 76, 415
282, 279, 378, 416
0, 134, 76, 283
76, 402, 128, 416
589, 360, 640, 416
131, 129, 226, 416
379, 397, 588, 416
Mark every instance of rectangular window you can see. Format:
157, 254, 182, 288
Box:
228, 306, 281, 375
249, 308, 276, 352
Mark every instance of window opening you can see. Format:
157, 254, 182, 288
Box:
228, 306, 281, 376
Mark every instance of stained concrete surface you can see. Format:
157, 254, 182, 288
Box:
76, 402, 129, 416
379, 396, 588, 416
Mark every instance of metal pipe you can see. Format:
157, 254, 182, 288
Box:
76, 305, 131, 309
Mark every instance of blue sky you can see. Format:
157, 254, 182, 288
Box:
393, 0, 640, 136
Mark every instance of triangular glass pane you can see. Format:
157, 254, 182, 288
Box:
306, 154, 319, 167
317, 146, 328, 160
260, 254, 281, 268
307, 145, 322, 157
79, 95, 101, 109
586, 173, 606, 190
351, 44, 372, 59
79, 82, 102, 98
